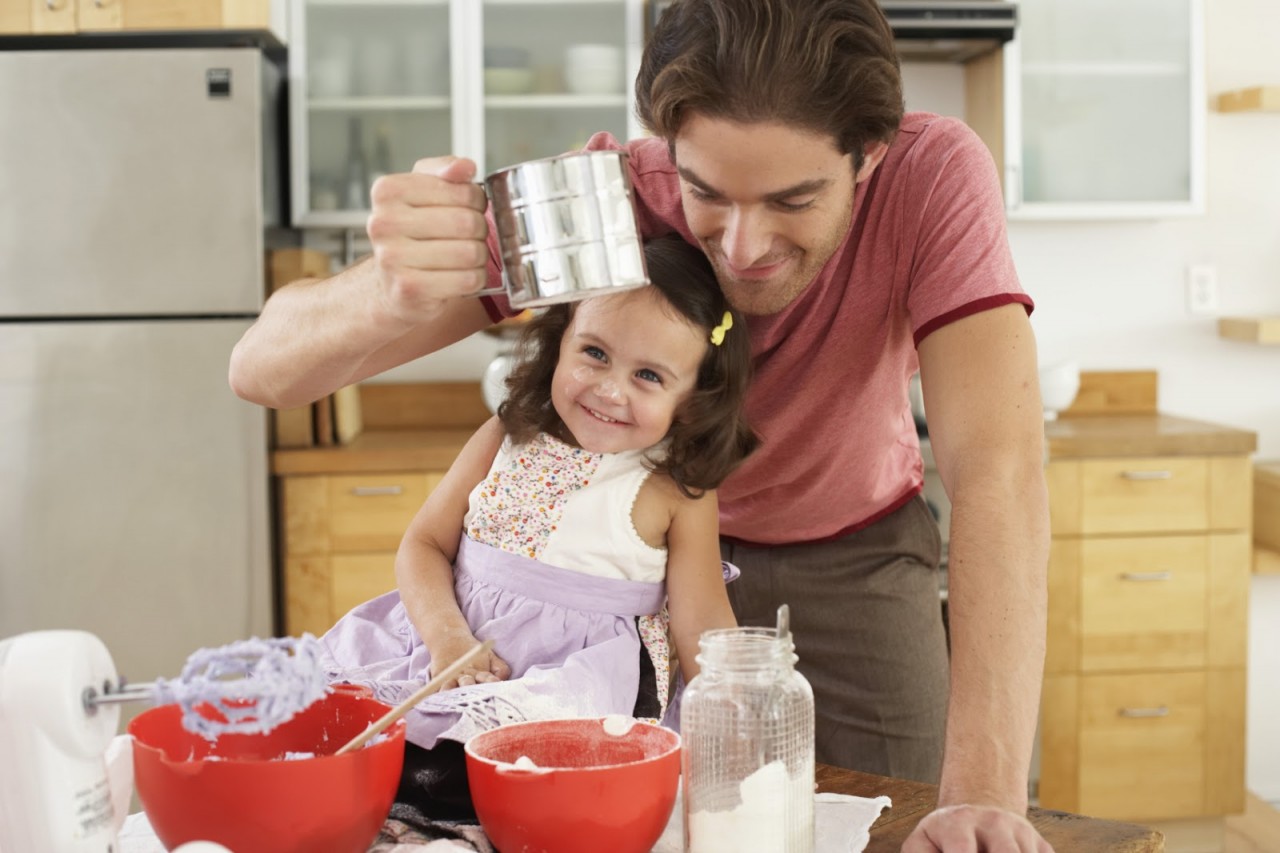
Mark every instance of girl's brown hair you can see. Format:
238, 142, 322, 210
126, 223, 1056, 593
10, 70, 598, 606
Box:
636, 0, 904, 173
498, 235, 758, 494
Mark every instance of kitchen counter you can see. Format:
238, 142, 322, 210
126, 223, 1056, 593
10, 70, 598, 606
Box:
818, 764, 1163, 851
1045, 412, 1257, 459
273, 428, 474, 476
274, 411, 1259, 475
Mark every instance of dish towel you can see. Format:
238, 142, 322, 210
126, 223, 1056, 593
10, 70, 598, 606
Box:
652, 790, 892, 853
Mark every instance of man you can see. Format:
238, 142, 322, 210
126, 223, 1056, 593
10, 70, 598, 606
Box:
230, 1, 1051, 849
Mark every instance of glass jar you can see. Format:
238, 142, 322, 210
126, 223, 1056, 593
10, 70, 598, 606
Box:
681, 625, 815, 853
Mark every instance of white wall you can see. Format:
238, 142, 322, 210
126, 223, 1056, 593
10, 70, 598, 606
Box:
1006, 0, 1280, 802
346, 0, 1280, 799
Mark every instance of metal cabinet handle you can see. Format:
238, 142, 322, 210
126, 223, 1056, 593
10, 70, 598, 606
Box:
1119, 571, 1172, 582
1118, 706, 1170, 719
350, 485, 404, 497
1120, 470, 1173, 480
45, 0, 61, 9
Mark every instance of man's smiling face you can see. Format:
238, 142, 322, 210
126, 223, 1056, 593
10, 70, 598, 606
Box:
673, 114, 886, 316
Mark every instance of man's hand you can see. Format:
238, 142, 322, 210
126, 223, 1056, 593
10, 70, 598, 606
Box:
365, 155, 492, 328
902, 804, 1054, 852
428, 631, 512, 691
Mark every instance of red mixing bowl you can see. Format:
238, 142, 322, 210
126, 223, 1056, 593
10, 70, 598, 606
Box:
128, 684, 405, 853
465, 717, 681, 853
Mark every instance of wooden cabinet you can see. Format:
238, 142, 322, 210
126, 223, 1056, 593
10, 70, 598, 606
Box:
1039, 452, 1252, 821
272, 382, 489, 638
288, 0, 645, 227
0, 0, 272, 35
280, 469, 445, 637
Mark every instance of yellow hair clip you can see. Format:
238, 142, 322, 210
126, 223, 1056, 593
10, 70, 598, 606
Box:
709, 311, 733, 346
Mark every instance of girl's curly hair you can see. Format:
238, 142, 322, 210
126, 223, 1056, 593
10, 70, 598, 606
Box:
498, 234, 758, 494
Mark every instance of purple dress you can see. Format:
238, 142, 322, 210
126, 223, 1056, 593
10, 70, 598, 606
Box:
319, 432, 724, 749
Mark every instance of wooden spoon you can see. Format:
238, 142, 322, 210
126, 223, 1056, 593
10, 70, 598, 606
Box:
334, 639, 495, 756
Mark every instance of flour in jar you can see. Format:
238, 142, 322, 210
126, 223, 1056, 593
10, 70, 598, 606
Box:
687, 760, 813, 853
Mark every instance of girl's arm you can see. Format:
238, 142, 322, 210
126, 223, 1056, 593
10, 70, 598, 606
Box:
395, 416, 511, 687
664, 488, 737, 683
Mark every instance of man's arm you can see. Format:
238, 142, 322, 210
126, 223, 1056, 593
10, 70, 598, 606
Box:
909, 303, 1052, 849
228, 156, 498, 409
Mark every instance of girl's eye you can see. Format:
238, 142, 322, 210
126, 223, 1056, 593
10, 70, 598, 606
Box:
583, 345, 606, 361
636, 368, 662, 384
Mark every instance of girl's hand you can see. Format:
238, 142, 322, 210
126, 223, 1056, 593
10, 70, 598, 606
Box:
430, 632, 512, 690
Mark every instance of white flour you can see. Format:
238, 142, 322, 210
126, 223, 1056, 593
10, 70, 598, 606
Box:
602, 714, 635, 736
687, 760, 812, 853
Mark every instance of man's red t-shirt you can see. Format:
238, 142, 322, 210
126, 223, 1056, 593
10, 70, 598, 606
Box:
484, 113, 1032, 546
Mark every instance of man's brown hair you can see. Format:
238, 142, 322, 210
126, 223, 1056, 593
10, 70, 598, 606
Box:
636, 0, 904, 172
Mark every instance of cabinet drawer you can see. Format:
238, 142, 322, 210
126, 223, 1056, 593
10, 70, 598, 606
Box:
331, 552, 399, 624
1040, 669, 1245, 820
1077, 671, 1205, 820
327, 473, 441, 552
1080, 457, 1209, 534
1049, 455, 1251, 536
1047, 532, 1250, 674
1079, 536, 1207, 671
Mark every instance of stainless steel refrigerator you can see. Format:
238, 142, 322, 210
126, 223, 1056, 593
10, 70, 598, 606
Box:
0, 41, 285, 722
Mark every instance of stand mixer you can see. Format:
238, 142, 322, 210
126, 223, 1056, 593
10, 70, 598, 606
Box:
0, 629, 325, 853
0, 630, 128, 853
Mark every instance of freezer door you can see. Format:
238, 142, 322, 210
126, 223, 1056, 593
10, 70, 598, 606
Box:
0, 320, 272, 702
0, 48, 270, 316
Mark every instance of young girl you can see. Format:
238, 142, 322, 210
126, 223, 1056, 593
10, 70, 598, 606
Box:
319, 234, 757, 786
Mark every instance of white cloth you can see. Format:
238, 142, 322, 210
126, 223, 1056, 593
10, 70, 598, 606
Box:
652, 790, 893, 853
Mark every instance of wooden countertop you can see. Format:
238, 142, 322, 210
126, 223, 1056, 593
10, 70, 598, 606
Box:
1045, 413, 1256, 459
818, 764, 1163, 851
274, 412, 1258, 476
273, 428, 475, 476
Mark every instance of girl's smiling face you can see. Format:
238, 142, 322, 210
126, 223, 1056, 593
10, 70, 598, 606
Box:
551, 287, 708, 454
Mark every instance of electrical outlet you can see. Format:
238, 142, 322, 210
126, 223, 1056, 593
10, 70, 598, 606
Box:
1186, 264, 1219, 315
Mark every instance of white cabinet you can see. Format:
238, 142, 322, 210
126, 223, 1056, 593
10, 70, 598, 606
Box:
289, 0, 644, 228
999, 0, 1204, 219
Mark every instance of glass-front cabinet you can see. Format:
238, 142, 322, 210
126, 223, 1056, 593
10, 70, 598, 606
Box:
290, 0, 644, 228
1002, 0, 1204, 219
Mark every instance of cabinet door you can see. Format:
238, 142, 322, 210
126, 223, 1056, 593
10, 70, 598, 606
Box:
115, 0, 220, 29
1005, 0, 1204, 219
0, 0, 32, 32
28, 0, 75, 32
331, 552, 400, 624
289, 0, 462, 227
76, 0, 121, 30
1077, 671, 1207, 820
477, 0, 640, 173
289, 0, 646, 228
